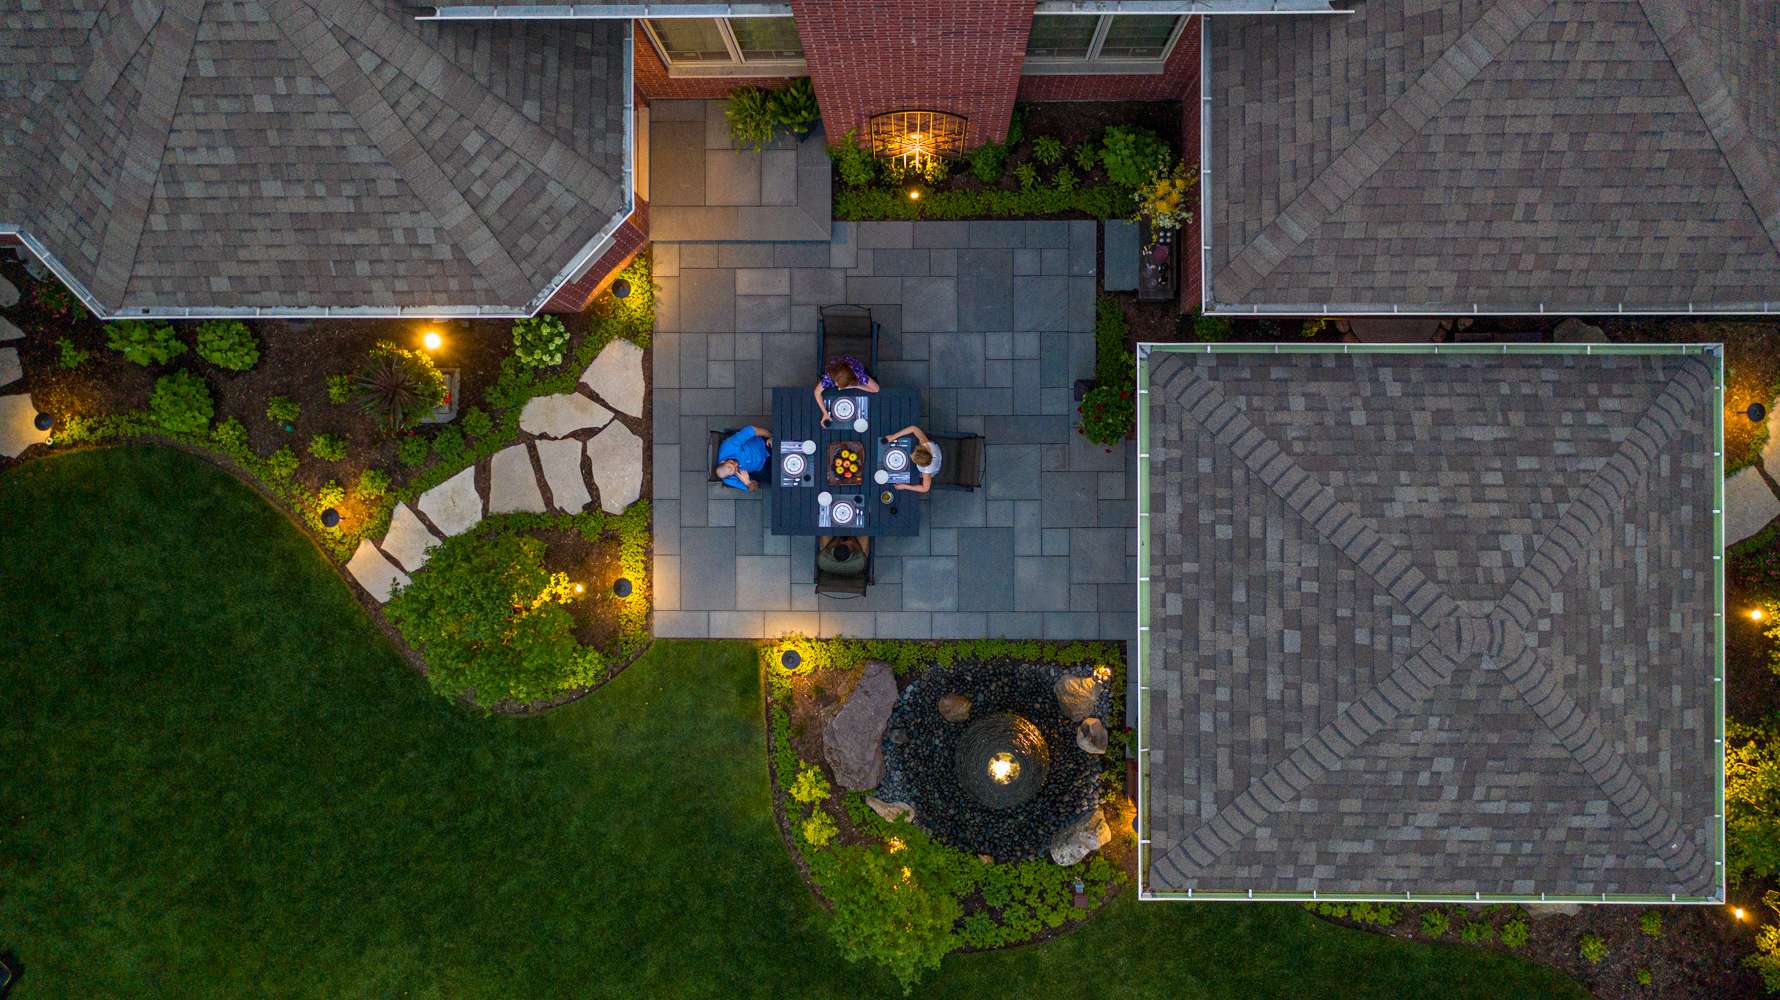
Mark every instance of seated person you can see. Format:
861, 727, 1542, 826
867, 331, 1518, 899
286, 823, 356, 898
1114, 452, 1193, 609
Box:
814, 356, 880, 426
880, 424, 941, 494
817, 536, 870, 576
713, 425, 772, 491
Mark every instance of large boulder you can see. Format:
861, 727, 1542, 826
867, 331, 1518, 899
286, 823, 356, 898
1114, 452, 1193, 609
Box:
1076, 717, 1108, 755
865, 796, 915, 824
823, 661, 898, 790
1054, 672, 1107, 722
1049, 807, 1112, 866
937, 693, 972, 723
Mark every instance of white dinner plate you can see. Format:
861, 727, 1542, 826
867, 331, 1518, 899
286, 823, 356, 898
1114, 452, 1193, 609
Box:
884, 448, 909, 471
783, 453, 806, 476
832, 398, 857, 420
831, 502, 856, 524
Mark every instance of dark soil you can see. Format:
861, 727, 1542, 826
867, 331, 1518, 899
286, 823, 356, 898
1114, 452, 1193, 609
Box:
538, 527, 627, 653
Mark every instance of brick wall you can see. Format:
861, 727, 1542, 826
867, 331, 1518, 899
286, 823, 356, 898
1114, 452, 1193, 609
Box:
543, 198, 649, 314
632, 30, 796, 102
789, 0, 1035, 146
1016, 15, 1199, 103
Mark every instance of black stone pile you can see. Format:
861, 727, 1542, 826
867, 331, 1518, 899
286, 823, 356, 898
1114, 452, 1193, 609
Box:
877, 662, 1100, 861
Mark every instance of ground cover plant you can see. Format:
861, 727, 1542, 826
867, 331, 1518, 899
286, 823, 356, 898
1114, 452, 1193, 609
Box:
0, 453, 1589, 997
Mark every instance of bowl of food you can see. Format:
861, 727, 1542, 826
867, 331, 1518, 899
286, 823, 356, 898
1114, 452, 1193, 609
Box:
827, 441, 864, 486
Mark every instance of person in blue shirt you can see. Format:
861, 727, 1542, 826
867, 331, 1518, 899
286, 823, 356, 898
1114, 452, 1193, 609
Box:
714, 424, 772, 491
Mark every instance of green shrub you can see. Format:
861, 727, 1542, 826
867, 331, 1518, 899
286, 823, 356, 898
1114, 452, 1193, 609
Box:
265, 445, 300, 480
807, 845, 961, 994
148, 371, 213, 435
1013, 162, 1038, 192
211, 416, 249, 455
461, 406, 493, 440
1635, 968, 1653, 987
385, 531, 602, 707
512, 315, 570, 369
725, 86, 776, 151
1730, 719, 1780, 884
917, 155, 948, 185
829, 130, 877, 188
1078, 384, 1131, 447
1005, 103, 1026, 147
1052, 165, 1077, 193
1101, 124, 1171, 189
193, 320, 259, 370
1305, 901, 1400, 927
1419, 910, 1450, 938
768, 77, 819, 136
314, 480, 346, 509
1579, 932, 1607, 965
1031, 135, 1064, 166
800, 811, 839, 849
1192, 312, 1233, 342
1073, 141, 1099, 173
308, 433, 348, 462
55, 336, 90, 370
790, 763, 832, 806
326, 373, 353, 404
396, 435, 430, 467
968, 141, 1007, 184
1500, 917, 1529, 949
354, 341, 446, 432
106, 320, 185, 367
266, 395, 300, 425
834, 184, 1129, 222
356, 468, 391, 500
1639, 910, 1663, 938
1749, 894, 1780, 993
1459, 920, 1495, 945
33, 278, 78, 317
431, 424, 465, 464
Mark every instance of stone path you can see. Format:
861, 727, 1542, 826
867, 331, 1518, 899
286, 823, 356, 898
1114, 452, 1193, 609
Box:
0, 273, 51, 459
347, 338, 647, 602
1727, 400, 1780, 544
651, 220, 1135, 642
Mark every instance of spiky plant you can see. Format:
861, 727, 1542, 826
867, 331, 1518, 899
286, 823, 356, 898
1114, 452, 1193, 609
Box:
354, 341, 446, 433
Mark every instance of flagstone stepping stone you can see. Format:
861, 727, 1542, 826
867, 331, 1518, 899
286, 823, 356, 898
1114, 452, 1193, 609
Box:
585, 422, 642, 513
380, 503, 442, 574
519, 391, 610, 439
418, 466, 483, 537
488, 443, 546, 514
0, 348, 19, 388
0, 394, 49, 457
579, 339, 645, 417
535, 437, 592, 513
0, 275, 16, 308
1725, 467, 1780, 544
346, 538, 410, 604
0, 316, 20, 340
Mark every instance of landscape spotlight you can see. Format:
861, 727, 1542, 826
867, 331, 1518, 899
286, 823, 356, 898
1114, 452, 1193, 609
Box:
1750, 402, 1767, 423
781, 648, 801, 670
33, 411, 53, 431
1753, 608, 1766, 623
422, 329, 443, 351
613, 577, 633, 598
611, 278, 631, 299
320, 508, 340, 528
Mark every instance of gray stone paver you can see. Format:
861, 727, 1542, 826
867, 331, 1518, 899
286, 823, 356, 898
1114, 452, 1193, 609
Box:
519, 391, 610, 439
578, 339, 646, 418
535, 437, 592, 513
488, 443, 546, 514
0, 347, 20, 387
380, 503, 441, 574
0, 316, 21, 340
651, 220, 1131, 639
586, 423, 643, 514
346, 539, 410, 604
416, 466, 482, 537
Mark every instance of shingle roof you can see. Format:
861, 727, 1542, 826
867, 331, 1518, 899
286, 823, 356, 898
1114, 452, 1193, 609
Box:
1206, 0, 1780, 312
0, 0, 629, 314
1142, 348, 1721, 899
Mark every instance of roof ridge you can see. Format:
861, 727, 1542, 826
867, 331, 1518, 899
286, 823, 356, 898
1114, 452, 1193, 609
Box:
1636, 0, 1780, 259
81, 0, 164, 105
90, 0, 203, 307
270, 0, 534, 304
1211, 0, 1555, 306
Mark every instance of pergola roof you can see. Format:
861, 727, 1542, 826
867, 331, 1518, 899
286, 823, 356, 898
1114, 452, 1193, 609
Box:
0, 0, 629, 316
1138, 346, 1723, 901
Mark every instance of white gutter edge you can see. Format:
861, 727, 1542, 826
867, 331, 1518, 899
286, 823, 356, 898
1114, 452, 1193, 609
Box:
420, 4, 793, 20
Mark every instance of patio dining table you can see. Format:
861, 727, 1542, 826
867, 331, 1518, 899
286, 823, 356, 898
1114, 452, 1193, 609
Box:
769, 386, 922, 537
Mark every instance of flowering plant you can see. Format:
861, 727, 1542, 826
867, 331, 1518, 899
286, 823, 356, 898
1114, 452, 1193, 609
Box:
1135, 161, 1198, 232
1078, 383, 1134, 447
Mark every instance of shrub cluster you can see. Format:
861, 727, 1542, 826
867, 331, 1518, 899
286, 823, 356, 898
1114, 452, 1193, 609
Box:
834, 184, 1130, 222
727, 78, 818, 151
266, 395, 300, 425
308, 433, 348, 462
512, 315, 570, 370
194, 320, 260, 371
1078, 298, 1134, 447
354, 340, 446, 432
148, 371, 213, 435
107, 320, 185, 367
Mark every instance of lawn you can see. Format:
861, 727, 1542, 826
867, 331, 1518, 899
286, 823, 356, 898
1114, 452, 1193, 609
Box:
0, 447, 1588, 999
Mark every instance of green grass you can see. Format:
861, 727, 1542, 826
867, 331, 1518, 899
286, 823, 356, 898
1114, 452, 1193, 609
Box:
0, 447, 1589, 999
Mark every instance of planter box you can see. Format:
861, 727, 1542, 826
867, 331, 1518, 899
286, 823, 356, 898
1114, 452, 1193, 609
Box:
1137, 219, 1177, 304
420, 368, 460, 425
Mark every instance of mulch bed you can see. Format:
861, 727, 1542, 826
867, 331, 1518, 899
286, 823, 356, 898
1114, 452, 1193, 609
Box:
539, 527, 626, 653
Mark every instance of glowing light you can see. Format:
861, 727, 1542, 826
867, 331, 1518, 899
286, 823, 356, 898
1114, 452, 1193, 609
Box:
987, 752, 1019, 785
1736, 907, 1749, 921
908, 189, 921, 201
1753, 608, 1765, 622
573, 583, 585, 595
422, 330, 443, 351
899, 866, 912, 882
886, 837, 906, 854
1093, 665, 1112, 683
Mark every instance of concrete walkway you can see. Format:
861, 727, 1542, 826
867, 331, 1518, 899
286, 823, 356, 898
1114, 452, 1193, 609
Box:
0, 274, 51, 459
1727, 403, 1780, 544
347, 339, 647, 603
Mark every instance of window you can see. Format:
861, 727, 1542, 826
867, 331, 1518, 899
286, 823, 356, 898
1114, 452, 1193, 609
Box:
1024, 14, 1185, 72
643, 17, 805, 76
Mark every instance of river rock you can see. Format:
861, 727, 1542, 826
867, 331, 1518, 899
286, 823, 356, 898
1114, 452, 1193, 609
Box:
865, 796, 915, 824
1054, 673, 1106, 722
1076, 717, 1108, 755
1049, 807, 1111, 866
822, 660, 897, 790
937, 693, 972, 722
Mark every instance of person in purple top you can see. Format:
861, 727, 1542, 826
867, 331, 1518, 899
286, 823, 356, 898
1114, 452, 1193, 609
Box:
813, 355, 880, 426
713, 425, 772, 491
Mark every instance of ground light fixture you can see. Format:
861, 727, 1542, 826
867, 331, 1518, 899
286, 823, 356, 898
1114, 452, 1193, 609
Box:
908, 188, 921, 201
611, 278, 631, 299
573, 583, 586, 595
612, 577, 634, 598
780, 648, 801, 670
320, 508, 340, 528
33, 411, 52, 431
1753, 608, 1766, 623
987, 751, 1020, 785
422, 329, 443, 351
1751, 402, 1768, 423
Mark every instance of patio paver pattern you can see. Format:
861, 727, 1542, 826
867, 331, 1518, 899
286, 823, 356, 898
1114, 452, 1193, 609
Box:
650, 220, 1135, 641
1145, 351, 1720, 898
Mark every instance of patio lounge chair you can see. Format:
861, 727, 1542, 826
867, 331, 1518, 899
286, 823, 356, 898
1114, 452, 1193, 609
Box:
817, 304, 879, 374
815, 536, 874, 598
705, 428, 735, 483
927, 432, 985, 491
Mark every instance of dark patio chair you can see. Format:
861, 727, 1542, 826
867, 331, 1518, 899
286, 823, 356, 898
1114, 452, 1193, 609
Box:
814, 536, 874, 598
817, 304, 879, 375
927, 432, 985, 491
705, 428, 733, 483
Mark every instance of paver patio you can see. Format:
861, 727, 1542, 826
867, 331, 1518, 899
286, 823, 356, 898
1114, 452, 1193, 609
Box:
650, 220, 1135, 641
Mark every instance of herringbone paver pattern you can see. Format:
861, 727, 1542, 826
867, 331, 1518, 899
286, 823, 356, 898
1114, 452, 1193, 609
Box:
1146, 352, 1719, 898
